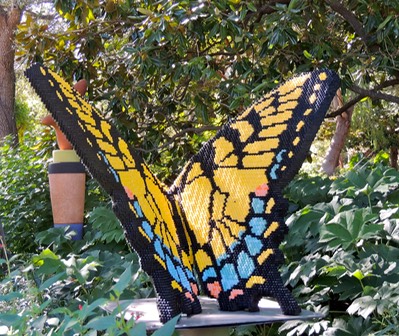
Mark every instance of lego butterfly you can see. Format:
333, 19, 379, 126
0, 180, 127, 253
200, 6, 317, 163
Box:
26, 64, 339, 323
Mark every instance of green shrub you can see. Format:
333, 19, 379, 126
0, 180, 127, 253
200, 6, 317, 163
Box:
0, 193, 160, 335
5, 131, 399, 335
0, 130, 180, 334
280, 163, 399, 335
0, 131, 54, 253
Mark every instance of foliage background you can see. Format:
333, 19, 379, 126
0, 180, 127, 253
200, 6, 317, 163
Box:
1, 0, 399, 335
15, 0, 399, 179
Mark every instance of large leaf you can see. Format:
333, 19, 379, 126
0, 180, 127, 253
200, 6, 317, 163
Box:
347, 296, 377, 318
320, 209, 382, 250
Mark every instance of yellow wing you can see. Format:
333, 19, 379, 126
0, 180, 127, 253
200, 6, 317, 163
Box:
25, 64, 201, 322
170, 70, 340, 313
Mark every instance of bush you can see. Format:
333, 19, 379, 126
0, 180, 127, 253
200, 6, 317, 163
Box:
4, 130, 399, 335
0, 191, 167, 335
0, 131, 54, 253
0, 131, 178, 334
279, 163, 399, 335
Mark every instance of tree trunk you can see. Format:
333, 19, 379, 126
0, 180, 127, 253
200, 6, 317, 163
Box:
390, 146, 398, 169
0, 4, 21, 142
322, 89, 354, 175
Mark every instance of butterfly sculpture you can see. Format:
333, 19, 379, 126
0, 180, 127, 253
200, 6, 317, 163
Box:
26, 64, 339, 323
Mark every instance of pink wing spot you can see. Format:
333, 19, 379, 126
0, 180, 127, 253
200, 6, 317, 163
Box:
207, 281, 222, 299
124, 186, 134, 200
229, 289, 244, 300
191, 282, 199, 296
185, 292, 195, 302
255, 183, 269, 197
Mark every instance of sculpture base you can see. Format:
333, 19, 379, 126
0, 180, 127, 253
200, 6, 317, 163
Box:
103, 297, 324, 335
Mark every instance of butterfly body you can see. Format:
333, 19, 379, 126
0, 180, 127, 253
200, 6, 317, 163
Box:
26, 64, 340, 323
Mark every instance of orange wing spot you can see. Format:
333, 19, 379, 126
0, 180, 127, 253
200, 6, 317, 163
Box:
185, 292, 195, 302
207, 281, 222, 299
255, 183, 269, 197
124, 186, 134, 200
229, 289, 244, 300
191, 282, 199, 296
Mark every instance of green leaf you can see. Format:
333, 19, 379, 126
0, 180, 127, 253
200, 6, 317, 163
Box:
79, 298, 109, 320
127, 322, 147, 336
377, 15, 392, 31
324, 265, 346, 277
39, 271, 66, 291
85, 315, 116, 331
320, 222, 353, 249
347, 296, 377, 318
111, 264, 132, 296
137, 8, 154, 16
152, 314, 180, 336
320, 209, 381, 250
0, 292, 23, 301
351, 269, 365, 281
246, 2, 257, 12
35, 248, 60, 261
303, 50, 313, 59
0, 314, 20, 326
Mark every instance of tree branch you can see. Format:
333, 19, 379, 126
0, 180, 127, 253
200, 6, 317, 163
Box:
350, 84, 399, 104
326, 0, 368, 43
245, 0, 291, 27
326, 78, 399, 118
23, 9, 56, 21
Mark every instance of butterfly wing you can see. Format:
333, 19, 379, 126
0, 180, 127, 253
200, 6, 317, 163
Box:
170, 70, 340, 313
25, 64, 201, 323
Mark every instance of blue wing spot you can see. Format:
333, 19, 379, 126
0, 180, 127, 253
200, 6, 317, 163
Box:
271, 149, 287, 180
141, 221, 154, 240
276, 149, 287, 162
229, 240, 239, 252
172, 255, 194, 280
216, 253, 228, 266
237, 251, 255, 279
184, 268, 195, 281
166, 255, 179, 282
249, 217, 267, 236
270, 164, 279, 180
251, 198, 265, 214
220, 263, 239, 291
98, 151, 119, 182
202, 267, 217, 281
133, 201, 143, 217
177, 266, 191, 291
245, 235, 263, 256
154, 239, 165, 259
